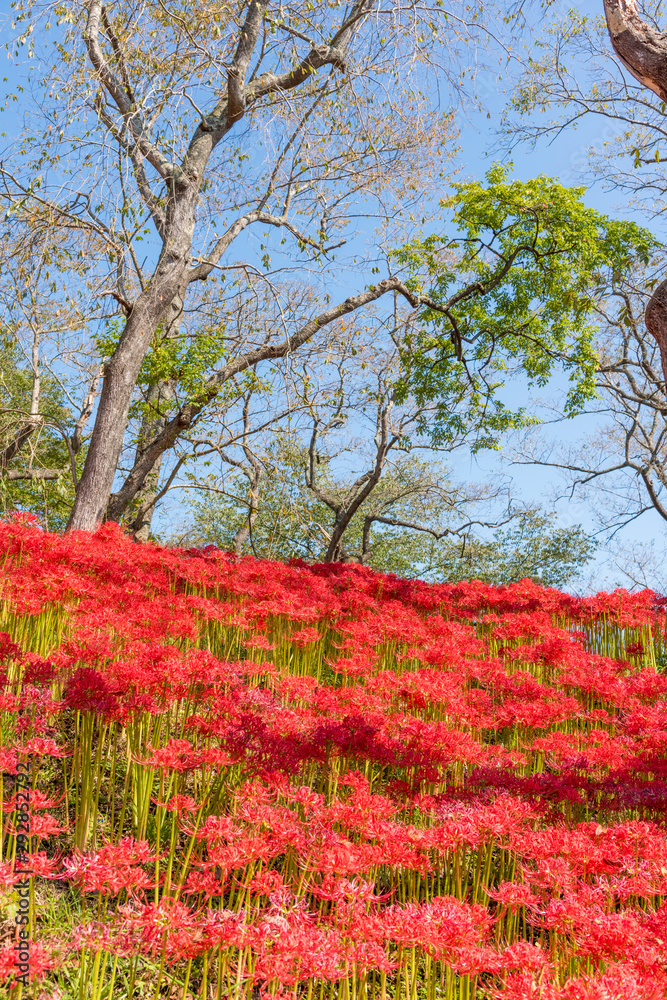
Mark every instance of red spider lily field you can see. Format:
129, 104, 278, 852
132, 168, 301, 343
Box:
1, 517, 667, 1000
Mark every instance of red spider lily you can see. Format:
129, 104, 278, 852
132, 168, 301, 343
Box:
137, 738, 205, 772
330, 653, 379, 677
22, 654, 58, 685
61, 837, 157, 896
309, 876, 394, 904
249, 918, 349, 985
94, 837, 156, 866
155, 793, 199, 814
378, 896, 493, 969
22, 813, 69, 838
2, 789, 65, 812
489, 972, 560, 1000
0, 859, 25, 888
62, 667, 120, 719
0, 632, 22, 662
499, 940, 552, 973
0, 748, 17, 774
561, 965, 667, 1000
246, 634, 275, 651
23, 851, 63, 878
0, 940, 61, 984
181, 868, 228, 898
63, 855, 154, 897
13, 737, 69, 758
116, 898, 238, 961
288, 627, 320, 646
246, 870, 286, 896
486, 881, 539, 910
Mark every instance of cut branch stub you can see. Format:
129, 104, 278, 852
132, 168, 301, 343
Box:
645, 277, 667, 386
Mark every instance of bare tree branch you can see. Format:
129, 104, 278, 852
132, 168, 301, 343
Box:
84, 1, 175, 180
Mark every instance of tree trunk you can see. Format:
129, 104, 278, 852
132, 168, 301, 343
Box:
602, 1, 667, 382
323, 406, 392, 562
232, 472, 261, 555
0, 320, 43, 469
68, 8, 226, 533
644, 278, 667, 386
123, 296, 183, 540
127, 377, 177, 541
66, 189, 197, 532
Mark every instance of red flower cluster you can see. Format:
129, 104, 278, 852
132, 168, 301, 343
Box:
0, 519, 666, 998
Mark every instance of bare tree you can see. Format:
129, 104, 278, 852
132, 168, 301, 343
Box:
1, 0, 493, 531
301, 394, 498, 564
509, 271, 667, 537
177, 323, 518, 563
182, 384, 287, 556
0, 257, 102, 523
102, 275, 434, 527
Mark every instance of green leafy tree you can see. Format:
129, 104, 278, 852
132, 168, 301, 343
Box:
181, 449, 594, 589
0, 345, 81, 531
184, 435, 331, 562
432, 512, 596, 590
392, 165, 657, 448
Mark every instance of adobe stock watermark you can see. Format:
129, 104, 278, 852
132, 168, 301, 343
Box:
13, 757, 31, 988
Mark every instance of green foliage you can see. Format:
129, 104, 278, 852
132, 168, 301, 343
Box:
183, 437, 338, 562
0, 345, 79, 531
393, 165, 658, 448
95, 319, 240, 426
431, 512, 597, 589
179, 438, 594, 590
334, 511, 594, 589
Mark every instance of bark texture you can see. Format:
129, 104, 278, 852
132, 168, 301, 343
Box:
127, 377, 177, 541
644, 277, 667, 386
603, 0, 667, 384
603, 0, 667, 101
